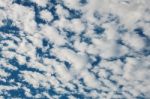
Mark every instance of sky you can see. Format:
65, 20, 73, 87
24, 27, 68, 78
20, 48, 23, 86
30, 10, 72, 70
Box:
0, 0, 150, 99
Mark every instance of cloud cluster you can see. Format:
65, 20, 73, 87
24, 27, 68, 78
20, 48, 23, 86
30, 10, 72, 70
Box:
0, 0, 150, 98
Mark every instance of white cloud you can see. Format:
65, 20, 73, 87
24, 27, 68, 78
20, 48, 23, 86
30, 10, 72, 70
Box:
70, 19, 85, 34
80, 70, 100, 88
39, 24, 66, 46
0, 0, 149, 98
51, 47, 88, 74
62, 0, 81, 9
40, 10, 53, 22
0, 85, 18, 91
20, 71, 50, 88
0, 0, 12, 8
0, 69, 10, 78
31, 0, 49, 7
55, 4, 69, 18
122, 32, 145, 51
7, 4, 37, 34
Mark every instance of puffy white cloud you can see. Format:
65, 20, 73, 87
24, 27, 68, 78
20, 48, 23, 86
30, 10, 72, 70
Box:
80, 70, 100, 88
7, 4, 37, 34
39, 24, 66, 46
55, 4, 69, 18
52, 62, 73, 82
20, 71, 51, 88
122, 32, 145, 51
51, 47, 88, 74
40, 10, 53, 22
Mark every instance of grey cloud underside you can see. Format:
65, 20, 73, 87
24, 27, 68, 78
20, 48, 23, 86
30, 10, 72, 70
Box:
0, 0, 150, 99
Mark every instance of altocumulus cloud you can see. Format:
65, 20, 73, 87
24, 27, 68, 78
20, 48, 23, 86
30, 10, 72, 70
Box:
0, 0, 150, 99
